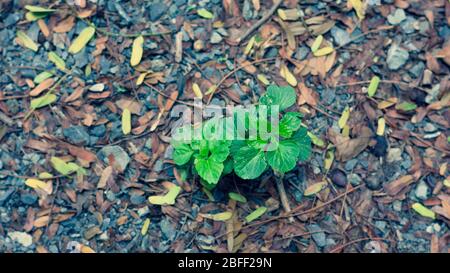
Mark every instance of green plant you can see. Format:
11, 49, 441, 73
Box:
171, 85, 312, 188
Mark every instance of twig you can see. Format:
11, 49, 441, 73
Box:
205, 57, 277, 104
236, 0, 283, 44
274, 173, 294, 223
335, 79, 430, 93
330, 237, 389, 253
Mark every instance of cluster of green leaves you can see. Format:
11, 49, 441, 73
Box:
171, 85, 312, 188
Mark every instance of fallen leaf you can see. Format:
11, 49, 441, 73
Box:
130, 35, 144, 67
122, 108, 131, 135
412, 203, 436, 219
68, 26, 95, 54
304, 181, 327, 196
245, 207, 267, 223
16, 31, 39, 52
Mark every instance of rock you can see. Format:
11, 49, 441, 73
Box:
345, 159, 358, 171
89, 83, 105, 92
130, 194, 146, 205
63, 125, 90, 145
366, 174, 382, 190
295, 46, 310, 60
149, 3, 168, 21
210, 32, 223, 44
20, 193, 37, 205
393, 200, 402, 212
387, 9, 406, 25
348, 173, 362, 186
0, 188, 14, 204
98, 145, 130, 172
330, 27, 351, 47
415, 181, 429, 200
90, 125, 106, 137
423, 123, 437, 133
160, 218, 176, 241
137, 206, 150, 217
8, 231, 33, 247
387, 43, 409, 70
330, 169, 347, 187
387, 148, 402, 163
307, 224, 326, 248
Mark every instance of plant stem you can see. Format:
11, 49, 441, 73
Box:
275, 173, 294, 223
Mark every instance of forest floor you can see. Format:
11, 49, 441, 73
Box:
0, 0, 449, 253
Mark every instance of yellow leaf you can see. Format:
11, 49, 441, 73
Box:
412, 203, 436, 219
310, 35, 323, 53
17, 31, 39, 52
141, 218, 150, 235
324, 150, 334, 171
338, 106, 350, 129
244, 36, 255, 55
201, 211, 233, 222
378, 97, 397, 109
50, 157, 79, 176
308, 132, 325, 147
304, 182, 327, 196
192, 83, 203, 99
197, 8, 214, 19
148, 184, 181, 206
38, 172, 53, 179
280, 64, 297, 87
122, 108, 131, 135
25, 12, 48, 21
130, 35, 144, 67
68, 26, 95, 54
377, 117, 385, 136
313, 46, 334, 57
349, 0, 366, 20
24, 5, 56, 13
342, 124, 350, 137
48, 51, 66, 71
136, 72, 147, 86
25, 178, 52, 195
257, 74, 270, 85
30, 93, 57, 109
245, 207, 267, 223
80, 245, 96, 253
367, 75, 380, 97
444, 179, 450, 188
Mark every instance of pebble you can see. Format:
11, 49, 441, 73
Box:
423, 123, 437, 133
345, 159, 358, 171
98, 145, 130, 173
8, 231, 33, 247
63, 125, 90, 145
20, 193, 37, 205
210, 32, 223, 44
149, 3, 168, 21
393, 200, 402, 212
387, 9, 406, 25
387, 148, 402, 163
414, 181, 429, 200
89, 83, 105, 92
307, 224, 326, 248
387, 43, 409, 70
330, 169, 347, 187
137, 206, 150, 217
160, 218, 177, 241
347, 173, 362, 186
366, 174, 382, 190
330, 27, 351, 47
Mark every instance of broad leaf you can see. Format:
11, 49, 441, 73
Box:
208, 140, 230, 163
292, 127, 312, 161
195, 157, 223, 185
259, 85, 296, 111
279, 112, 302, 138
173, 144, 194, 165
266, 140, 300, 173
233, 146, 267, 179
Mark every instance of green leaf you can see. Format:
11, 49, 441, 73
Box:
48, 51, 66, 71
307, 132, 325, 147
25, 12, 49, 21
68, 26, 95, 54
395, 102, 417, 112
245, 207, 267, 223
367, 76, 380, 97
201, 211, 233, 221
209, 140, 230, 163
266, 140, 300, 173
173, 144, 194, 165
279, 112, 302, 138
197, 8, 214, 19
24, 5, 56, 13
148, 184, 181, 205
195, 157, 224, 185
223, 158, 234, 175
34, 71, 53, 84
310, 35, 323, 53
259, 85, 296, 111
411, 203, 435, 219
30, 93, 57, 110
16, 31, 39, 52
50, 157, 79, 176
292, 127, 312, 161
228, 192, 247, 203
338, 106, 350, 129
233, 146, 267, 179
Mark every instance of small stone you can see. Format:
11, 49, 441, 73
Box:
387, 43, 409, 70
393, 200, 402, 212
330, 169, 347, 187
193, 40, 204, 51
307, 224, 326, 248
422, 69, 433, 85
330, 27, 351, 47
160, 218, 176, 241
387, 148, 402, 163
8, 231, 33, 247
345, 159, 358, 171
366, 175, 382, 190
433, 223, 441, 232
348, 173, 362, 186
387, 9, 406, 25
98, 145, 130, 172
89, 83, 105, 92
99, 232, 109, 241
210, 32, 223, 44
415, 181, 429, 200
20, 193, 37, 205
63, 125, 90, 145
149, 3, 168, 21
423, 123, 437, 133
130, 194, 145, 205
137, 206, 150, 217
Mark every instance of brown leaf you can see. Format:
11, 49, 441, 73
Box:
116, 98, 142, 114
64, 87, 84, 103
331, 126, 373, 161
54, 16, 76, 33
98, 166, 113, 189
29, 78, 54, 97
298, 82, 318, 106
384, 175, 415, 196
